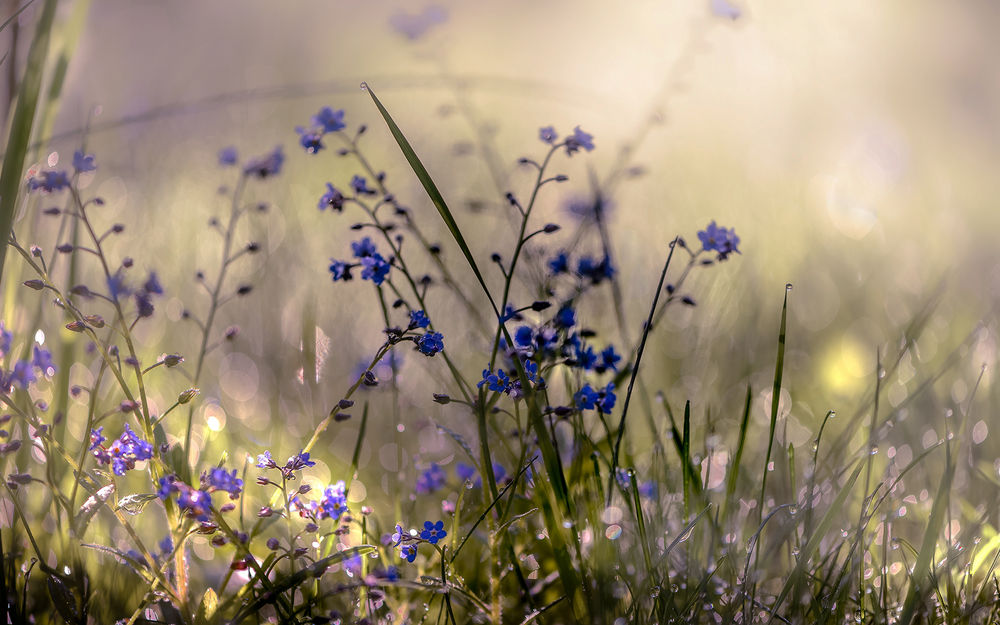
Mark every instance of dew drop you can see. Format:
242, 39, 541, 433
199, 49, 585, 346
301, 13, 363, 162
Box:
360, 81, 369, 91
605, 524, 623, 540
785, 283, 793, 291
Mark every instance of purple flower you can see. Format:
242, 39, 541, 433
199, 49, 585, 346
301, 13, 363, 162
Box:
478, 367, 510, 393
218, 147, 238, 166
400, 543, 417, 562
27, 170, 70, 193
107, 270, 131, 300
95, 424, 153, 475
159, 536, 174, 555
548, 252, 569, 274
391, 523, 406, 546
360, 253, 391, 285
243, 146, 284, 179
177, 487, 213, 522
0, 321, 12, 356
408, 309, 430, 329
32, 346, 55, 377
577, 255, 615, 284
415, 463, 446, 494
350, 175, 375, 195
598, 345, 621, 373
317, 481, 348, 520
416, 331, 444, 357
697, 221, 741, 260
9, 361, 36, 389
284, 451, 317, 474
455, 463, 476, 482
318, 183, 345, 212
202, 467, 243, 498
514, 326, 534, 347
296, 126, 325, 154
419, 520, 447, 544
539, 126, 558, 144
554, 307, 576, 329
311, 107, 346, 133
351, 237, 378, 258
89, 427, 106, 451
575, 382, 616, 412
143, 272, 164, 295
564, 126, 594, 155
73, 151, 97, 173
329, 260, 353, 282
256, 450, 276, 469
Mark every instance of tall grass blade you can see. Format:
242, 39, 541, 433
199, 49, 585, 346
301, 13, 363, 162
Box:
0, 0, 57, 282
758, 284, 790, 522
724, 384, 753, 521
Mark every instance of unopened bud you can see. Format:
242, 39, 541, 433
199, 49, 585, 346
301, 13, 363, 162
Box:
178, 388, 199, 405
24, 279, 44, 290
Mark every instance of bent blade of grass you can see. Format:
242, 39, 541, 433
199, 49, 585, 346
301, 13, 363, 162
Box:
0, 0, 57, 282
768, 459, 864, 624
365, 84, 585, 614
723, 384, 753, 522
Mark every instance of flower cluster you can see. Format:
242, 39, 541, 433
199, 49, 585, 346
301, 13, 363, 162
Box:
329, 237, 392, 286
157, 475, 213, 522
0, 333, 56, 391
89, 424, 154, 476
390, 520, 448, 563
697, 221, 741, 261
295, 106, 347, 154
291, 480, 349, 522
256, 450, 316, 480
242, 146, 285, 179
538, 125, 595, 156
200, 467, 244, 499
574, 382, 617, 413
548, 251, 615, 285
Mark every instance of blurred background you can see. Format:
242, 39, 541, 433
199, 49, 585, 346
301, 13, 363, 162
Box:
4, 0, 1000, 526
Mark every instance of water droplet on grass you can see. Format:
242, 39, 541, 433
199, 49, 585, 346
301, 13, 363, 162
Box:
360, 82, 369, 91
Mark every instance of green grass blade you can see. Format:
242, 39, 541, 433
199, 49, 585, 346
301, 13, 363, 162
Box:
768, 459, 864, 623
362, 83, 501, 320
0, 0, 57, 282
897, 442, 956, 625
724, 384, 753, 521
758, 284, 790, 522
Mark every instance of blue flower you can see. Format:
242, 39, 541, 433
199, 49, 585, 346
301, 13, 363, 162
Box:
32, 346, 55, 377
311, 107, 346, 133
89, 427, 106, 451
351, 237, 378, 258
478, 367, 510, 393
243, 146, 284, 179
73, 151, 97, 173
98, 424, 154, 475
514, 326, 534, 347
350, 175, 375, 195
522, 360, 544, 386
554, 307, 576, 329
409, 309, 430, 329
318, 481, 348, 520
539, 126, 558, 144
284, 451, 317, 473
203, 467, 243, 498
400, 543, 417, 562
697, 221, 741, 260
416, 463, 446, 494
455, 463, 476, 482
27, 170, 70, 193
218, 147, 238, 166
564, 126, 594, 155
143, 272, 164, 295
158, 536, 174, 555
598, 345, 621, 372
360, 253, 391, 285
548, 252, 569, 274
107, 270, 131, 300
329, 260, 353, 282
574, 384, 600, 411
420, 520, 447, 544
296, 126, 325, 154
639, 480, 658, 500
416, 331, 444, 356
177, 487, 213, 522
318, 183, 345, 212
577, 255, 615, 284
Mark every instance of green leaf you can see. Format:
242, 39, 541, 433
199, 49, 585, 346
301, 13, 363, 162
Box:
194, 587, 219, 625
0, 0, 58, 282
46, 575, 80, 625
73, 483, 115, 537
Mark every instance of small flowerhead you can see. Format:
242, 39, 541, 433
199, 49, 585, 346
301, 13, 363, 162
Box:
350, 175, 375, 195
243, 146, 284, 179
415, 463, 446, 494
400, 543, 417, 562
391, 523, 406, 546
408, 309, 430, 329
420, 520, 447, 544
202, 467, 244, 498
539, 126, 557, 144
318, 183, 345, 212
256, 450, 277, 469
27, 170, 70, 193
564, 126, 595, 155
311, 106, 346, 133
296, 126, 325, 154
218, 147, 238, 166
697, 221, 741, 261
72, 151, 97, 173
416, 331, 444, 357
